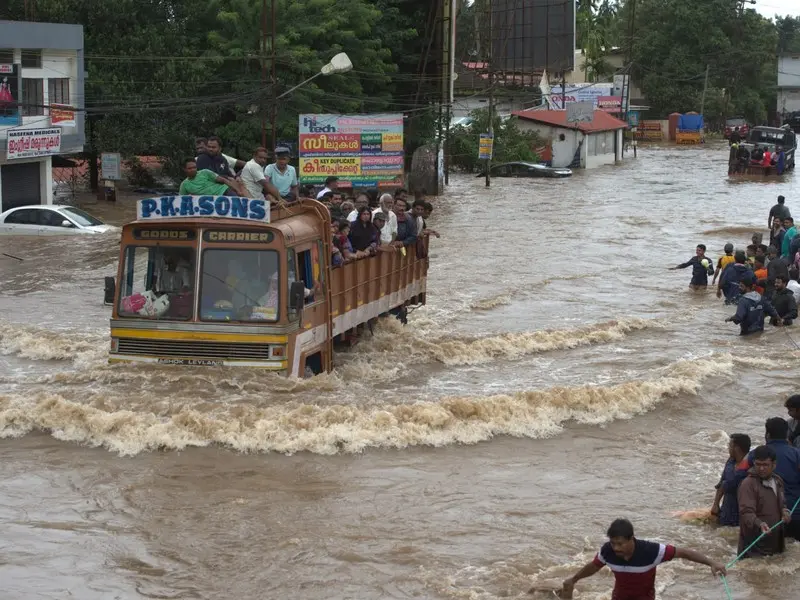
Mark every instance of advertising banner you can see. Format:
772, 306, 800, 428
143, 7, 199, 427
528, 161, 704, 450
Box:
597, 96, 622, 112
478, 134, 494, 159
298, 113, 404, 187
548, 84, 613, 110
50, 104, 76, 127
0, 64, 21, 127
6, 127, 62, 159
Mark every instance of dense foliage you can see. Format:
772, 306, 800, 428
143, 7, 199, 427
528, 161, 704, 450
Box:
4, 0, 441, 174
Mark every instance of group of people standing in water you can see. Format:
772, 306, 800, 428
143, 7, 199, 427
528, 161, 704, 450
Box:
670, 195, 800, 335
547, 195, 800, 600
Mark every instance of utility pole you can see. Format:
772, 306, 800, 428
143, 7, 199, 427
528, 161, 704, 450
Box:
269, 0, 278, 151
485, 0, 493, 188
260, 0, 268, 148
700, 64, 710, 116
445, 0, 457, 186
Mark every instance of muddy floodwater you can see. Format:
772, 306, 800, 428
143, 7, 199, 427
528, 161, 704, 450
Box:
1, 144, 799, 599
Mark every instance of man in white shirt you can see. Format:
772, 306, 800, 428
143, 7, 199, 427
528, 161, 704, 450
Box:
372, 193, 397, 242
240, 147, 269, 200
316, 176, 339, 199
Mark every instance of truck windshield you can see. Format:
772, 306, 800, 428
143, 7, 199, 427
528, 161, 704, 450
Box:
199, 249, 279, 322
118, 246, 195, 320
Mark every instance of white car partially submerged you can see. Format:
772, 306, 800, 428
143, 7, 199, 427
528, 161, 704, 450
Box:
0, 205, 116, 236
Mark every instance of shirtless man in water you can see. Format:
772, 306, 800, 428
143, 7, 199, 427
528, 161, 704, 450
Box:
555, 519, 726, 599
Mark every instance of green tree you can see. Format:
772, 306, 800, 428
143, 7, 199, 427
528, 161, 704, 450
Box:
447, 108, 543, 172
628, 0, 777, 123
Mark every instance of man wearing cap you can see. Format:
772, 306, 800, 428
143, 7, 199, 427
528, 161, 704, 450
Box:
725, 271, 781, 335
265, 146, 298, 203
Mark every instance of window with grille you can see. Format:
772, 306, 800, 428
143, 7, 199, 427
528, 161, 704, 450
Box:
21, 50, 42, 68
48, 78, 70, 105
22, 78, 44, 116
0, 50, 14, 64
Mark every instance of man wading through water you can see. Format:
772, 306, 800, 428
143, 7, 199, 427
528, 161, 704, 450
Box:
553, 519, 725, 599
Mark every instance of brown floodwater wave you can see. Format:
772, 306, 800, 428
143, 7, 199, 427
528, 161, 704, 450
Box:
0, 354, 734, 456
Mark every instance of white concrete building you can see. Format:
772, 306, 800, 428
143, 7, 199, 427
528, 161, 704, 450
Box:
511, 109, 626, 169
778, 54, 800, 120
0, 20, 85, 210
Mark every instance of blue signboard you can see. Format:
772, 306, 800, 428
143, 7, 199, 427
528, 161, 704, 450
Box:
137, 196, 270, 223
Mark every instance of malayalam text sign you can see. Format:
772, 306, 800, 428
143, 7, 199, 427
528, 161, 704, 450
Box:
298, 113, 404, 187
6, 127, 61, 159
50, 104, 76, 127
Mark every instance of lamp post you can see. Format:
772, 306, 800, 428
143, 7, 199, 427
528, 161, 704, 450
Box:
270, 53, 353, 149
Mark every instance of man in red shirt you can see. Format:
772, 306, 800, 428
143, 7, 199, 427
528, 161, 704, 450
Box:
559, 519, 726, 599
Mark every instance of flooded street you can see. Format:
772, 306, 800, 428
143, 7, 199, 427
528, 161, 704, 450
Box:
1, 143, 799, 599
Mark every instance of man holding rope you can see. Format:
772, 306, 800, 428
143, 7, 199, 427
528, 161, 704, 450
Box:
557, 519, 725, 599
737, 445, 792, 558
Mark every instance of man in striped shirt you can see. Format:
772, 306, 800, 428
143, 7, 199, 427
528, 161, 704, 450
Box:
559, 519, 726, 599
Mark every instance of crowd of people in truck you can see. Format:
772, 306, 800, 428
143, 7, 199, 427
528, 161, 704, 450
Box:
184, 138, 439, 268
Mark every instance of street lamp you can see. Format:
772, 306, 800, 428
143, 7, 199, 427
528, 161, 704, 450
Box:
277, 52, 353, 100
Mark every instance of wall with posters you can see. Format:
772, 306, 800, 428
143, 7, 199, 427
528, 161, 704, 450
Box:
298, 113, 404, 188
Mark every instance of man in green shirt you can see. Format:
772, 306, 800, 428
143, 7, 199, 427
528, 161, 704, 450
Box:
178, 159, 246, 196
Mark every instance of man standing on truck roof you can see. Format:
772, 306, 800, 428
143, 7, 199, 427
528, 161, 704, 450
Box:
195, 137, 245, 175
196, 136, 242, 178
178, 159, 246, 198
240, 147, 270, 200
264, 146, 298, 203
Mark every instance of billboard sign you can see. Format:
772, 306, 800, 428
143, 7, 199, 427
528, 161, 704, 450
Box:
548, 84, 613, 110
491, 0, 576, 74
50, 104, 76, 127
597, 96, 622, 112
478, 134, 494, 159
298, 113, 404, 188
6, 127, 62, 159
0, 64, 21, 126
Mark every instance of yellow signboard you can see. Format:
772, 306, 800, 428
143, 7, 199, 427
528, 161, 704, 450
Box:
300, 157, 361, 177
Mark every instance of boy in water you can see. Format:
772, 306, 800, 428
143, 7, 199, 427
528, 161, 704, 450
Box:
670, 244, 714, 289
713, 243, 735, 285
725, 272, 780, 334
557, 519, 725, 599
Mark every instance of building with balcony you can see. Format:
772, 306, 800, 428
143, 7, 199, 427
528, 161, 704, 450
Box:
0, 20, 84, 211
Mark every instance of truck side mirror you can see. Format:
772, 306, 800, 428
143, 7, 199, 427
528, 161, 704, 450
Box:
104, 277, 116, 305
289, 281, 305, 310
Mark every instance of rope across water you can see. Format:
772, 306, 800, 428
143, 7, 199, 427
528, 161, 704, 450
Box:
719, 496, 800, 598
